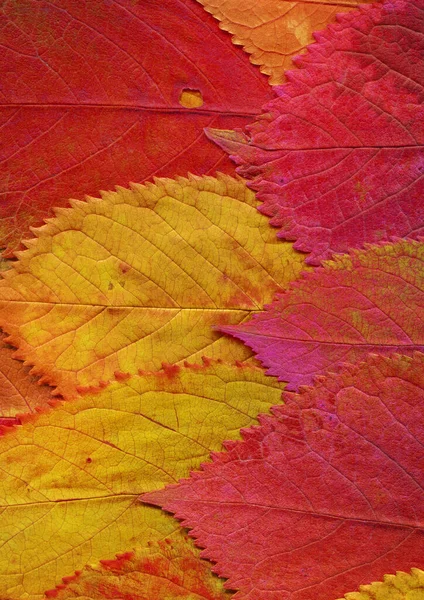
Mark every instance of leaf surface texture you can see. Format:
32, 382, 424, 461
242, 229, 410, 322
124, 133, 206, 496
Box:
44, 537, 231, 599
339, 568, 424, 600
0, 0, 273, 256
0, 333, 54, 417
220, 239, 424, 388
0, 175, 307, 397
208, 0, 424, 264
0, 361, 285, 598
144, 353, 424, 600
196, 0, 372, 85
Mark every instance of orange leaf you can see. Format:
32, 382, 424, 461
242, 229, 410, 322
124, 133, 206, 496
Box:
196, 0, 373, 85
0, 333, 55, 417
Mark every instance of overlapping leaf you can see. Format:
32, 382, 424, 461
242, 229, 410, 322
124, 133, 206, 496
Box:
0, 361, 285, 598
0, 333, 54, 417
220, 239, 424, 388
196, 0, 372, 85
340, 568, 424, 600
209, 0, 424, 264
0, 175, 308, 397
44, 536, 231, 600
0, 0, 273, 256
144, 352, 424, 600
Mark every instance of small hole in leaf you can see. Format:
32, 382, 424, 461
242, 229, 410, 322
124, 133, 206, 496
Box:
179, 89, 203, 108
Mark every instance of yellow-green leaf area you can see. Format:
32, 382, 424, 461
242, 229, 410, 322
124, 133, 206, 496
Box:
340, 569, 424, 600
0, 362, 285, 599
0, 174, 307, 398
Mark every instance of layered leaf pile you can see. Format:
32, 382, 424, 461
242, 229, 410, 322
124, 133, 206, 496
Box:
0, 332, 54, 417
0, 362, 285, 598
195, 0, 373, 84
44, 536, 231, 600
0, 0, 423, 599
221, 239, 424, 388
144, 353, 424, 600
209, 0, 424, 264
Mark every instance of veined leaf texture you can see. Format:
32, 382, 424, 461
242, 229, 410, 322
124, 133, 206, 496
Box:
43, 536, 231, 600
209, 0, 424, 264
0, 0, 273, 256
0, 362, 285, 597
195, 0, 373, 84
0, 0, 423, 599
144, 353, 424, 600
221, 239, 424, 388
0, 175, 307, 398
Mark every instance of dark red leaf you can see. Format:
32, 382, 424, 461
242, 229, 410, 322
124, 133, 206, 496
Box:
0, 0, 272, 256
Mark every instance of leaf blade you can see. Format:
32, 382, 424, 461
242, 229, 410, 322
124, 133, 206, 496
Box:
0, 361, 285, 598
0, 175, 307, 397
208, 0, 424, 264
0, 0, 273, 256
143, 353, 424, 600
220, 239, 424, 389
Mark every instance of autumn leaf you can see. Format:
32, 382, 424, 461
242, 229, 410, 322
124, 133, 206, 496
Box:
0, 360, 285, 598
196, 0, 373, 85
208, 0, 424, 264
339, 568, 424, 600
44, 536, 231, 600
0, 0, 273, 256
143, 352, 424, 600
0, 332, 55, 417
0, 174, 307, 398
219, 239, 424, 389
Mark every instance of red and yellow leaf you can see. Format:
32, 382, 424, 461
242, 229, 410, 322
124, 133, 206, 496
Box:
44, 537, 231, 600
208, 0, 424, 264
143, 352, 424, 600
0, 174, 307, 398
0, 0, 273, 256
196, 0, 373, 85
0, 332, 55, 417
0, 361, 285, 598
220, 239, 424, 389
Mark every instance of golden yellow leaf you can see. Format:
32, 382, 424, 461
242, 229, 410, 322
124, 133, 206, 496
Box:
0, 361, 285, 599
197, 0, 373, 85
44, 535, 231, 599
0, 174, 307, 399
340, 569, 424, 600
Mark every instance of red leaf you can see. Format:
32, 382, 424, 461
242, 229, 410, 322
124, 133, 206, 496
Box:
219, 239, 424, 389
0, 0, 272, 256
143, 352, 424, 600
207, 0, 424, 265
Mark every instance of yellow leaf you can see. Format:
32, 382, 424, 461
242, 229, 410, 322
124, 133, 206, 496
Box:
340, 569, 424, 600
0, 174, 307, 398
197, 0, 373, 85
44, 535, 231, 599
0, 361, 285, 599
